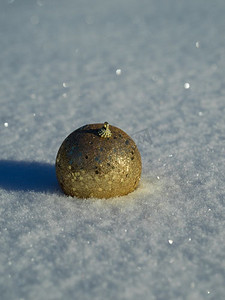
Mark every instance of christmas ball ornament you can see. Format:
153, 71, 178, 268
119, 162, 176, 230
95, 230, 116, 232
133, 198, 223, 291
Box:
55, 122, 142, 199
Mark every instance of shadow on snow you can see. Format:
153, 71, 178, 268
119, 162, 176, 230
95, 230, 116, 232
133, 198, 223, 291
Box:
0, 160, 59, 193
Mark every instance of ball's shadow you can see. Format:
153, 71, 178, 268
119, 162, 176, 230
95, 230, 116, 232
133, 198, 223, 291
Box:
0, 160, 59, 193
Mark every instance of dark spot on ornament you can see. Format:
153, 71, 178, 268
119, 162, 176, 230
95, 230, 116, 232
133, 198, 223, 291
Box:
107, 163, 110, 166
113, 136, 117, 139
125, 140, 130, 145
85, 155, 88, 159
100, 147, 104, 152
89, 141, 93, 145
131, 157, 134, 160
95, 170, 99, 174
131, 151, 134, 155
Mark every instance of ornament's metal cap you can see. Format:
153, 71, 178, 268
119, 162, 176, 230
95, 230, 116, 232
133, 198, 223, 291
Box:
55, 122, 142, 199
98, 122, 112, 138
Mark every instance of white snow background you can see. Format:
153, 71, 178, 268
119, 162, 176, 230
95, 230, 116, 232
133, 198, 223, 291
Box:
1, 0, 225, 299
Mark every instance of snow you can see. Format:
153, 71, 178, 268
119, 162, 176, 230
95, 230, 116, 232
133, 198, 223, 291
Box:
1, 0, 225, 299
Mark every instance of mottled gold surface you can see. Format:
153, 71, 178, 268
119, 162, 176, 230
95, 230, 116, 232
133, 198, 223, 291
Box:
55, 123, 142, 199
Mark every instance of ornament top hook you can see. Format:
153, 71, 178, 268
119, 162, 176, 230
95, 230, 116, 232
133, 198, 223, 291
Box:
98, 122, 112, 138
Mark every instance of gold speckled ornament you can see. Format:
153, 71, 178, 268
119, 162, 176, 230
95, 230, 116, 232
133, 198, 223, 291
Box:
55, 122, 142, 199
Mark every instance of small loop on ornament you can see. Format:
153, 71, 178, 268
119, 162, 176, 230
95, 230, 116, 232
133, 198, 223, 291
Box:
98, 122, 112, 138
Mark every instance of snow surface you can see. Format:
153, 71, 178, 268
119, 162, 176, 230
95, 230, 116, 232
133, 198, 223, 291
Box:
1, 0, 225, 299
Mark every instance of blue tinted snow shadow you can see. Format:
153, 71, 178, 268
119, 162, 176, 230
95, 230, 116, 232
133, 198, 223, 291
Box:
0, 160, 58, 193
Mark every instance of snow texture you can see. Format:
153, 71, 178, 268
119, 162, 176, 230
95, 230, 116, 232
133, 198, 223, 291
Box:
1, 0, 225, 299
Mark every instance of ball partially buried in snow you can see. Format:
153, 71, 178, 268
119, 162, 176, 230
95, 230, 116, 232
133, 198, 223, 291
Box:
55, 122, 142, 199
